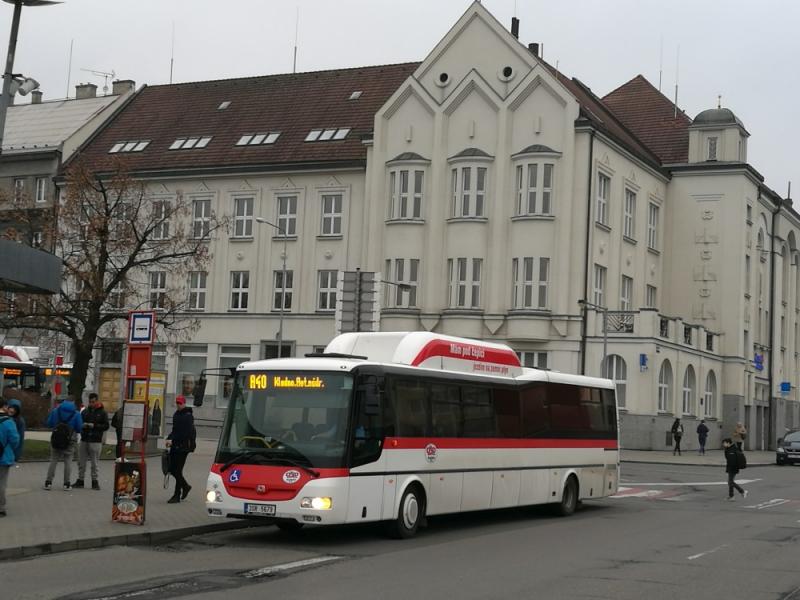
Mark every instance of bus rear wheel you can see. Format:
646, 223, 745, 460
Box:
554, 476, 579, 517
387, 485, 424, 539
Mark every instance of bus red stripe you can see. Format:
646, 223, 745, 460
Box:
383, 437, 618, 450
410, 339, 521, 367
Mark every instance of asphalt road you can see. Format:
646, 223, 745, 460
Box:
7, 463, 800, 600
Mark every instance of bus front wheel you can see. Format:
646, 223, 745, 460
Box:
554, 476, 579, 517
387, 485, 424, 539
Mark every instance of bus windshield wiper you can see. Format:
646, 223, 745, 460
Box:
219, 450, 271, 472
263, 455, 320, 479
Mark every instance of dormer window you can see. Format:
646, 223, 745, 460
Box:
707, 137, 718, 161
305, 128, 350, 142
109, 140, 149, 153
236, 132, 280, 146
170, 137, 212, 150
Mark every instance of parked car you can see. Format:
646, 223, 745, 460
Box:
776, 430, 800, 465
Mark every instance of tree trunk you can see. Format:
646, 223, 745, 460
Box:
67, 307, 103, 402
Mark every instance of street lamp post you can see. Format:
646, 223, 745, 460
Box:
256, 217, 287, 357
0, 1, 61, 154
578, 299, 608, 378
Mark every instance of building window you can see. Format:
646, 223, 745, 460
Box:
230, 271, 249, 311
517, 351, 548, 370
151, 200, 170, 240
448, 258, 482, 308
684, 325, 693, 345
593, 264, 607, 307
192, 198, 211, 239
388, 169, 424, 220
384, 258, 419, 308
273, 270, 293, 311
623, 189, 636, 239
305, 128, 350, 142
682, 366, 696, 415
320, 194, 342, 236
707, 137, 718, 161
108, 278, 125, 310
276, 195, 297, 236
187, 271, 207, 311
109, 140, 150, 153
515, 163, 554, 216
169, 136, 212, 150
235, 132, 280, 146
511, 257, 549, 309
317, 270, 337, 311
217, 345, 251, 409
596, 173, 610, 226
620, 275, 633, 310
706, 333, 714, 352
646, 285, 657, 309
451, 166, 487, 218
659, 318, 669, 338
35, 177, 47, 203
233, 196, 254, 238
745, 255, 751, 293
604, 354, 627, 408
13, 178, 24, 201
647, 203, 659, 250
746, 204, 752, 223
149, 271, 167, 310
704, 371, 717, 418
658, 360, 673, 412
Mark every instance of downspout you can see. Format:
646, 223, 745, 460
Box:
767, 185, 780, 450
579, 129, 596, 375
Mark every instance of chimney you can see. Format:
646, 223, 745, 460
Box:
31, 90, 42, 104
112, 79, 135, 95
511, 17, 520, 39
528, 43, 540, 57
75, 83, 97, 100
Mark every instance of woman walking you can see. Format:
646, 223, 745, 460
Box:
671, 417, 684, 456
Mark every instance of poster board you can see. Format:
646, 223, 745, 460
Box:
121, 400, 147, 442
112, 461, 146, 525
148, 371, 166, 437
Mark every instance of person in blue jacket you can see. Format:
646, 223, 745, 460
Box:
0, 397, 22, 517
44, 398, 83, 491
6, 398, 25, 461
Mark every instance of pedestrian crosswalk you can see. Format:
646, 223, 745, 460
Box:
612, 479, 763, 501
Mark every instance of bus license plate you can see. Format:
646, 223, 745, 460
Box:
244, 503, 276, 516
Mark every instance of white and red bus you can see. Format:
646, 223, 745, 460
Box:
203, 332, 619, 537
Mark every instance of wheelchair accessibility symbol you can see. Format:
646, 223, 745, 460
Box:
229, 468, 241, 483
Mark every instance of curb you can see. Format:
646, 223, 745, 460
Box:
0, 520, 256, 563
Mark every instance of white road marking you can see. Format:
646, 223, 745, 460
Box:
624, 479, 761, 486
242, 556, 344, 579
744, 498, 790, 510
687, 544, 728, 560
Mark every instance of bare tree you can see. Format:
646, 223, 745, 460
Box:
0, 160, 226, 400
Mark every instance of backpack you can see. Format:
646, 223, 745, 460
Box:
51, 421, 72, 450
736, 449, 747, 470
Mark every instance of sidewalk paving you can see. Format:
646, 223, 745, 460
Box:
0, 432, 779, 561
0, 432, 251, 562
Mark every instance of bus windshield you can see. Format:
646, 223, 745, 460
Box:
217, 371, 354, 469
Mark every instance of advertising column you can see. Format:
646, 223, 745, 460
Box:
112, 311, 155, 526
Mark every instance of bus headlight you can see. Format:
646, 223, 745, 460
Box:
206, 490, 222, 503
301, 496, 332, 510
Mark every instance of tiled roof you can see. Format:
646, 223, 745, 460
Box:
602, 75, 692, 164
71, 63, 419, 174
2, 95, 119, 154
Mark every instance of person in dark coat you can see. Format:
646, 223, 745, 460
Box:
166, 396, 195, 503
671, 417, 684, 456
696, 419, 709, 455
111, 407, 124, 459
74, 393, 109, 490
723, 437, 748, 501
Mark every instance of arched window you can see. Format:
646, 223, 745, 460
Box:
703, 370, 717, 418
603, 354, 627, 408
682, 365, 696, 415
657, 360, 673, 413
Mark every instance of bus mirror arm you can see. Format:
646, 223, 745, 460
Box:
192, 376, 207, 407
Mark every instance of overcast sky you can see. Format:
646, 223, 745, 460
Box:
4, 0, 799, 193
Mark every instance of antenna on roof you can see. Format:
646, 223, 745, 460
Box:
65, 39, 74, 98
293, 7, 300, 74
717, 94, 722, 109
80, 68, 115, 95
658, 36, 663, 92
673, 45, 680, 119
170, 21, 175, 84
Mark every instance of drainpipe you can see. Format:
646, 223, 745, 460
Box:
767, 185, 780, 450
579, 129, 596, 375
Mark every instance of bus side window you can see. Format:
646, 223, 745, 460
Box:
394, 379, 429, 437
520, 383, 547, 437
493, 387, 521, 438
430, 383, 461, 437
461, 385, 494, 438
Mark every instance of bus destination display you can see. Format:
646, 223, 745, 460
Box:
245, 373, 327, 391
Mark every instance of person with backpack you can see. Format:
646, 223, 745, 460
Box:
0, 397, 22, 517
723, 437, 748, 501
671, 417, 684, 456
74, 393, 109, 490
6, 398, 25, 462
44, 398, 83, 491
165, 395, 196, 503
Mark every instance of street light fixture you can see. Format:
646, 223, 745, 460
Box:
0, 0, 62, 154
255, 217, 288, 358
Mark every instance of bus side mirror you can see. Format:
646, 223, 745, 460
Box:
363, 383, 380, 416
192, 376, 207, 407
